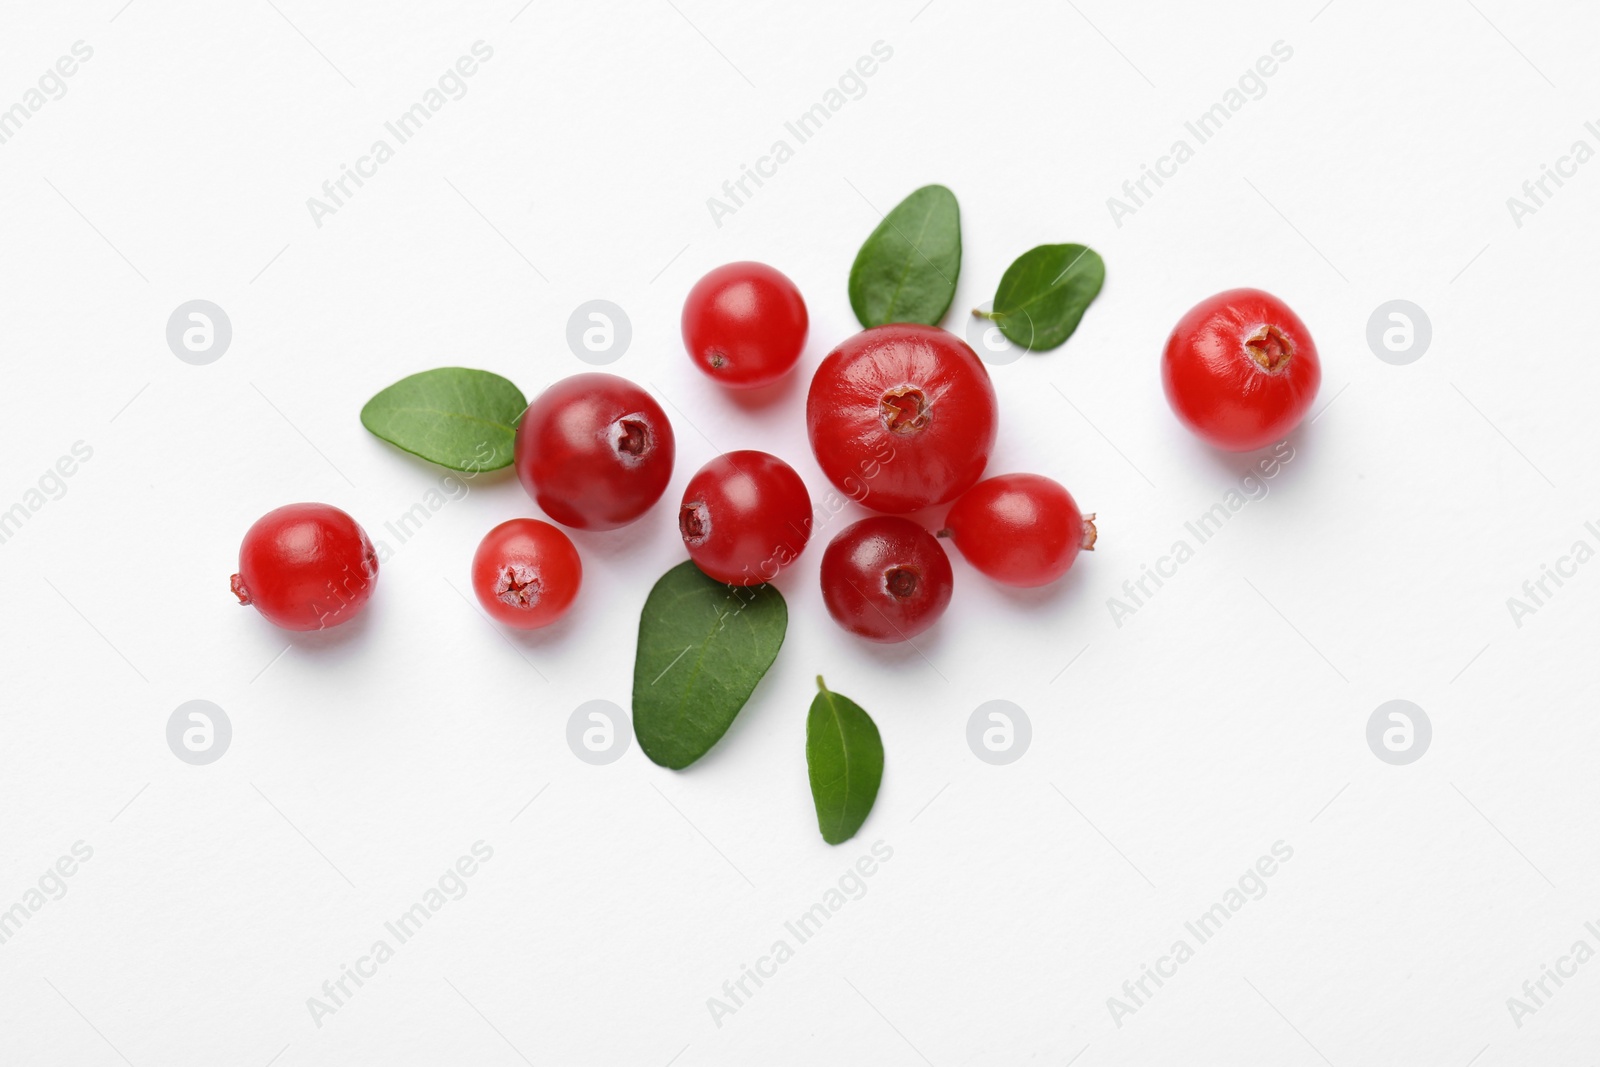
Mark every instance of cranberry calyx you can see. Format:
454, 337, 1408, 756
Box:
495, 563, 542, 608
680, 501, 710, 544
613, 417, 652, 458
470, 517, 581, 630
884, 566, 919, 598
881, 386, 930, 434
1245, 324, 1294, 372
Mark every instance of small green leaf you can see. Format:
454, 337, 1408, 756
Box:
849, 184, 961, 329
806, 676, 884, 845
982, 244, 1105, 351
633, 562, 788, 770
360, 367, 526, 472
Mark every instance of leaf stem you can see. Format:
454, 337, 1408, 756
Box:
971, 308, 998, 320
816, 675, 828, 694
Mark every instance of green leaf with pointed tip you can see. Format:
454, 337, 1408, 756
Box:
986, 243, 1105, 351
849, 184, 961, 329
360, 367, 526, 471
633, 562, 788, 770
806, 677, 884, 845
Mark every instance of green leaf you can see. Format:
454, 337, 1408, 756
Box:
805, 676, 884, 845
983, 244, 1105, 351
633, 562, 788, 770
360, 367, 526, 472
848, 184, 962, 329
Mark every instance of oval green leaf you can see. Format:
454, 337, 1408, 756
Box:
806, 677, 884, 845
360, 367, 526, 471
633, 562, 788, 770
848, 184, 961, 329
985, 243, 1105, 351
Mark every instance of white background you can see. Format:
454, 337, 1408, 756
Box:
1, 0, 1597, 1063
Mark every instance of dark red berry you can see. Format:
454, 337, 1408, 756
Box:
231, 503, 377, 630
820, 516, 953, 643
514, 373, 676, 530
679, 450, 812, 586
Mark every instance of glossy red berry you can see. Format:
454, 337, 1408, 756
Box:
514, 373, 675, 530
680, 450, 812, 586
942, 474, 1096, 588
1162, 288, 1321, 452
820, 517, 953, 643
471, 518, 581, 629
231, 503, 377, 630
806, 324, 997, 514
682, 261, 809, 389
